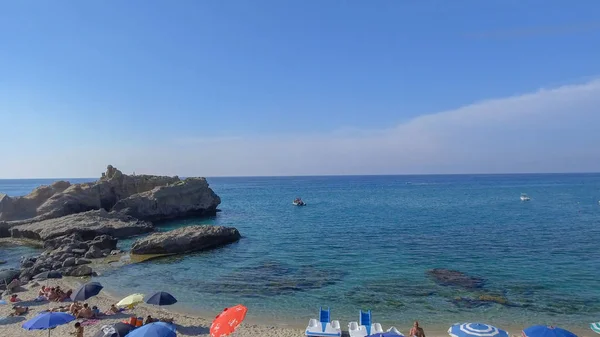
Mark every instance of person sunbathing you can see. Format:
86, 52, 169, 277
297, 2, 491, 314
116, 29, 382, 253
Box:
104, 304, 120, 315
47, 288, 59, 301
50, 305, 70, 312
69, 302, 82, 315
76, 303, 94, 319
10, 305, 29, 316
144, 315, 156, 324
58, 289, 73, 302
9, 294, 21, 303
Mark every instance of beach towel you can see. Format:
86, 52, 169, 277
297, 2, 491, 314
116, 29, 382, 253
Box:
81, 319, 100, 326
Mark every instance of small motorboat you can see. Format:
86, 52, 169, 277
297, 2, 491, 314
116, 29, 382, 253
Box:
520, 193, 531, 201
293, 198, 306, 206
305, 307, 341, 337
348, 310, 383, 337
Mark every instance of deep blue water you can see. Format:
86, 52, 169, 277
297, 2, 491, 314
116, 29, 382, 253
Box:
1, 175, 600, 330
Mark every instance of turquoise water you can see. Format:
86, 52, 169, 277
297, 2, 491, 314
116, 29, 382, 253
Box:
1, 175, 600, 330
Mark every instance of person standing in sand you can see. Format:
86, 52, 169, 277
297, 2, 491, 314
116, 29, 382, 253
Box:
70, 322, 84, 337
409, 321, 426, 337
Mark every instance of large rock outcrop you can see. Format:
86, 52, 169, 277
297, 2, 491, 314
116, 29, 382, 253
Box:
131, 225, 240, 255
0, 165, 180, 222
112, 178, 221, 221
9, 209, 153, 241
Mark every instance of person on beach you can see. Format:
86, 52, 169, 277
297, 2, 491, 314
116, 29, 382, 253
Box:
58, 289, 73, 302
76, 303, 93, 319
10, 305, 29, 316
145, 315, 156, 324
70, 322, 84, 337
409, 321, 426, 337
105, 303, 120, 315
69, 302, 82, 315
9, 294, 21, 302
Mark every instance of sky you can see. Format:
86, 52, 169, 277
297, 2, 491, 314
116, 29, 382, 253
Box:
1, 1, 600, 178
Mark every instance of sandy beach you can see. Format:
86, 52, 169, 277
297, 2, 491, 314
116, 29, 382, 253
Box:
2, 276, 596, 337
0, 277, 301, 337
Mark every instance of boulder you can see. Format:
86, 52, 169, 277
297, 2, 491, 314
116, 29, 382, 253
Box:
64, 265, 93, 277
75, 258, 91, 265
131, 225, 241, 255
9, 209, 153, 241
112, 178, 221, 222
84, 245, 103, 259
427, 269, 485, 289
88, 235, 117, 251
62, 257, 76, 268
71, 249, 86, 256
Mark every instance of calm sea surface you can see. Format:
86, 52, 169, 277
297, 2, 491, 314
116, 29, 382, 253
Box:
1, 175, 600, 331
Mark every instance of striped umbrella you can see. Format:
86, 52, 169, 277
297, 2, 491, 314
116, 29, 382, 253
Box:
449, 323, 509, 337
590, 323, 600, 335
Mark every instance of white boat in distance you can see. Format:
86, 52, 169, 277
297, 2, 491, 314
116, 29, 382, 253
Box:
520, 193, 531, 201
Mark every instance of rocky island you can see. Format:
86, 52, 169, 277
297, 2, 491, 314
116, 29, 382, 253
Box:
0, 165, 241, 287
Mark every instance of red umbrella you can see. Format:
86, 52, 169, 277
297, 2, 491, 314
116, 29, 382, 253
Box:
210, 304, 248, 337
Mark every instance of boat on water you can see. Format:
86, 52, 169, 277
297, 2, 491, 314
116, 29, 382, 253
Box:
305, 307, 341, 337
348, 310, 383, 337
520, 193, 531, 201
293, 197, 306, 206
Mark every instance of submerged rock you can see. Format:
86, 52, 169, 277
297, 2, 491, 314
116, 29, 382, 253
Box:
427, 269, 485, 289
184, 260, 347, 297
130, 225, 240, 255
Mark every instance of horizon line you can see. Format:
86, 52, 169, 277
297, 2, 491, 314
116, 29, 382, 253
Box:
1, 171, 599, 180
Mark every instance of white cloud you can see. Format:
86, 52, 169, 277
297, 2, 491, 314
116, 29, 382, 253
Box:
2, 79, 600, 178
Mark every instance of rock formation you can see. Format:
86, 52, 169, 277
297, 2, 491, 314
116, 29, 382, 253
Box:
112, 178, 221, 221
131, 225, 241, 255
9, 209, 153, 241
0, 165, 230, 282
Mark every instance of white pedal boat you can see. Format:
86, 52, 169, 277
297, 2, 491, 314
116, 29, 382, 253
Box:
348, 310, 383, 337
305, 307, 341, 337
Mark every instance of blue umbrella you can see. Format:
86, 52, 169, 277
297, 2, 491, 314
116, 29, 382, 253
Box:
523, 326, 577, 337
72, 281, 103, 301
125, 321, 177, 337
145, 292, 178, 306
449, 323, 509, 337
22, 312, 75, 336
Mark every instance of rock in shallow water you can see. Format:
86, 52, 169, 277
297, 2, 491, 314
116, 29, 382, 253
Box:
130, 225, 241, 255
427, 268, 485, 289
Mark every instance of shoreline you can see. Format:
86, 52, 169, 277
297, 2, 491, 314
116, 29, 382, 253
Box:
1, 277, 596, 337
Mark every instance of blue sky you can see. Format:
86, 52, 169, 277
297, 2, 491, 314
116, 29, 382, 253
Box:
1, 1, 600, 178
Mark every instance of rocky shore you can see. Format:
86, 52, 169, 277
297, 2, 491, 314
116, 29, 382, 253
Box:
0, 165, 241, 292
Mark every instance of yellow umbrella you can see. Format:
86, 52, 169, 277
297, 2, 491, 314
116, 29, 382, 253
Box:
116, 293, 144, 308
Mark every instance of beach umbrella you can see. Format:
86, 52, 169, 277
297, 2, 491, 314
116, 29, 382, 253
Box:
523, 326, 578, 337
22, 312, 75, 336
117, 293, 144, 308
125, 321, 176, 337
34, 271, 63, 280
210, 304, 248, 337
449, 323, 509, 337
145, 291, 178, 306
72, 282, 104, 301
591, 323, 600, 335
94, 322, 136, 337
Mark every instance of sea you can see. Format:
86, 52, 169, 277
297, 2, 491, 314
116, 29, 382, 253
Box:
1, 174, 600, 332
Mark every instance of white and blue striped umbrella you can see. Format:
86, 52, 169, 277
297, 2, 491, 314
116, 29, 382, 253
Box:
591, 322, 600, 335
449, 323, 509, 337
